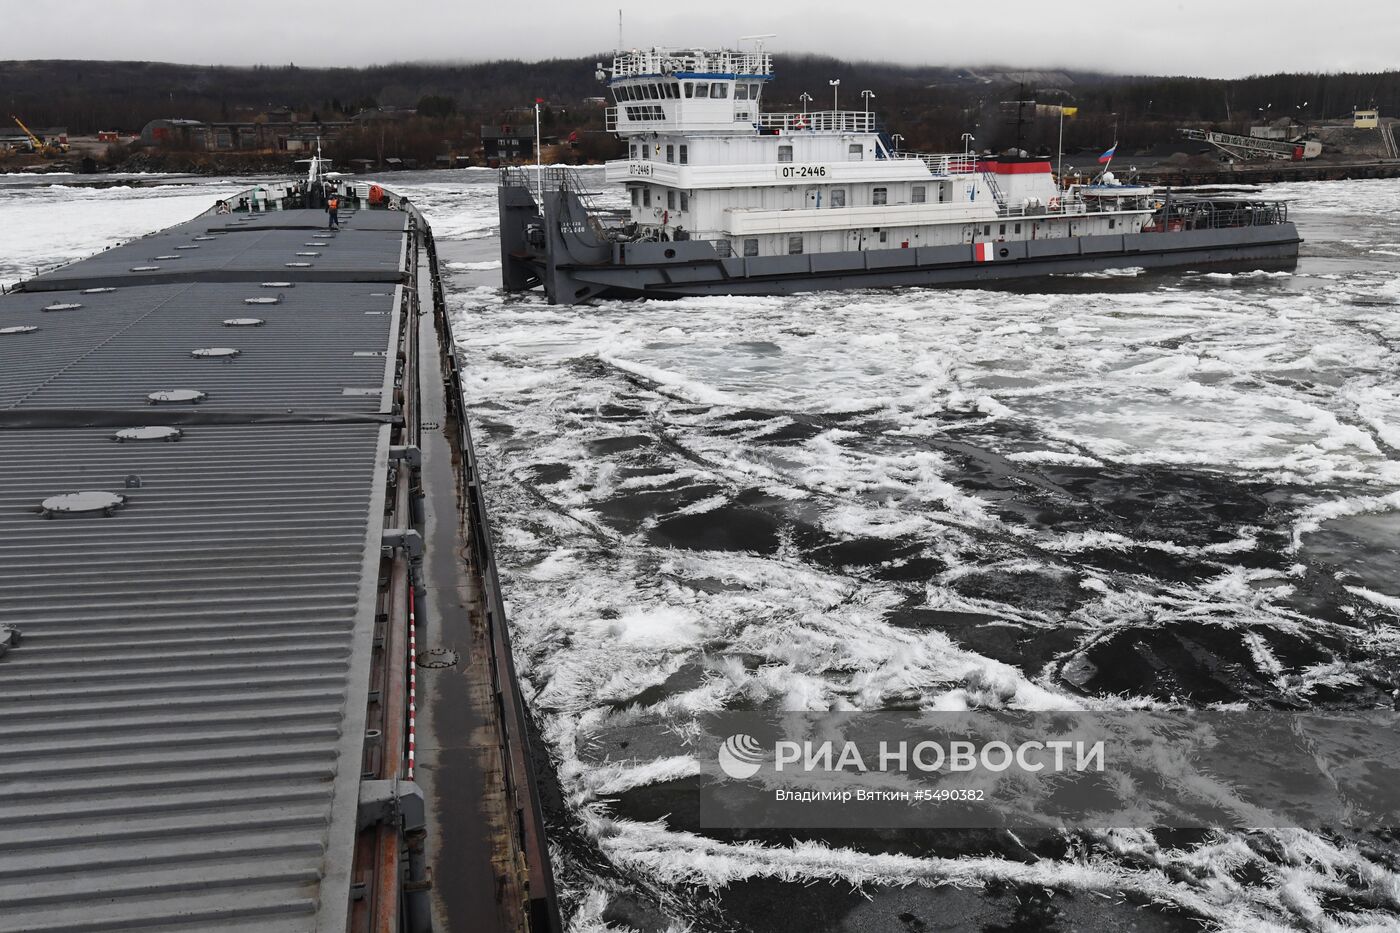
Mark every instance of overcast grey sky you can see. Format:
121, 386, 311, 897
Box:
4, 0, 1398, 78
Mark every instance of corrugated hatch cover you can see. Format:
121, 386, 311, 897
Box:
0, 207, 409, 932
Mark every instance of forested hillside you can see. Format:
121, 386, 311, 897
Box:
5, 55, 1399, 159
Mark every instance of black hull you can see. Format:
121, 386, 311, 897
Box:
500, 179, 1301, 304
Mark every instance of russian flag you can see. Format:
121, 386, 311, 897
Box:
1098, 143, 1117, 164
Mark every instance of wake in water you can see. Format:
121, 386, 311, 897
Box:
435, 175, 1400, 932
6, 169, 1397, 932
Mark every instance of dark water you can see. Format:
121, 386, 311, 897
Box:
13, 170, 1397, 931
422, 173, 1400, 932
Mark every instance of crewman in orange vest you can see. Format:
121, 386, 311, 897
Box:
327, 193, 340, 229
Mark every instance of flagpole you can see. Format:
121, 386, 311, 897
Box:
1056, 108, 1064, 193
535, 100, 543, 209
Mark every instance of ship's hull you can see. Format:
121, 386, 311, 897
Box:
500, 182, 1301, 304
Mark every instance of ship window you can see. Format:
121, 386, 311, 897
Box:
912, 185, 926, 203
666, 144, 675, 163
684, 82, 694, 98
630, 144, 638, 159
666, 83, 679, 99
849, 143, 864, 160
715, 239, 732, 257
631, 187, 640, 206
750, 83, 762, 98
744, 238, 759, 257
872, 187, 887, 205
998, 224, 1006, 235
695, 83, 710, 99
667, 190, 676, 209
650, 84, 661, 100
788, 235, 803, 255
831, 189, 846, 208
984, 225, 991, 235
680, 192, 689, 211
713, 83, 729, 99
879, 231, 887, 243
679, 144, 688, 164
1109, 217, 1117, 229
1014, 223, 1022, 234
778, 144, 793, 163
643, 188, 651, 207
735, 83, 750, 100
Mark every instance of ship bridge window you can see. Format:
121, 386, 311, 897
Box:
666, 82, 679, 99
695, 82, 710, 99
712, 83, 729, 99
872, 187, 888, 205
831, 189, 846, 208
666, 144, 675, 163
849, 143, 864, 160
735, 83, 750, 100
749, 83, 762, 99
683, 82, 694, 98
912, 185, 926, 203
679, 144, 688, 164
625, 105, 665, 121
778, 144, 793, 163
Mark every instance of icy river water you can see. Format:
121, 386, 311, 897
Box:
5, 169, 1400, 932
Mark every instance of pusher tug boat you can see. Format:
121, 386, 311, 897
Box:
499, 43, 1299, 304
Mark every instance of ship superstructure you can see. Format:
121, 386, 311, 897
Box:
600, 45, 1135, 257
499, 44, 1299, 304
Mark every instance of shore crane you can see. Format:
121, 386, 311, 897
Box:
11, 115, 67, 157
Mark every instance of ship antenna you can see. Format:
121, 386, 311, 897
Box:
618, 9, 622, 50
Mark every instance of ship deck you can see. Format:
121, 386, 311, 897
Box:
0, 200, 559, 932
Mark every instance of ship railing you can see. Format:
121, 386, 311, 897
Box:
1151, 198, 1290, 230
499, 166, 533, 189
612, 48, 772, 78
757, 110, 877, 133
544, 166, 635, 241
888, 151, 980, 175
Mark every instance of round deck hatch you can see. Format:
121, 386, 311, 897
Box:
223, 317, 265, 327
148, 389, 207, 404
115, 426, 182, 442
192, 347, 240, 359
40, 491, 126, 518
